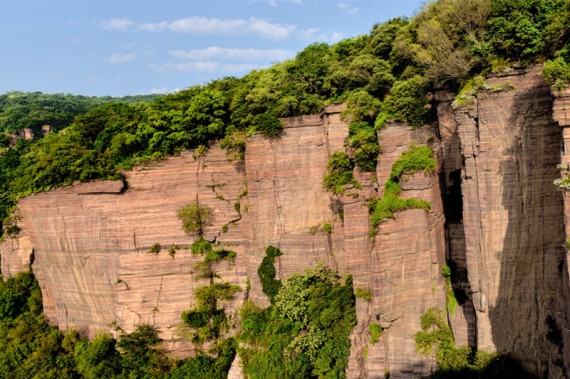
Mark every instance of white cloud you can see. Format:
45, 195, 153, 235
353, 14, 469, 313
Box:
149, 61, 263, 74
170, 47, 295, 62
139, 17, 248, 34
99, 18, 135, 32
149, 87, 182, 95
299, 28, 345, 43
101, 16, 295, 40
336, 2, 359, 16
249, 17, 295, 39
107, 53, 137, 64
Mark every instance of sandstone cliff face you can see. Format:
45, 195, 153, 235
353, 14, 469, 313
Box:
2, 66, 570, 378
0, 103, 448, 378
552, 86, 570, 377
445, 66, 568, 377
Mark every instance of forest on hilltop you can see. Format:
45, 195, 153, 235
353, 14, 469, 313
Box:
0, 0, 569, 377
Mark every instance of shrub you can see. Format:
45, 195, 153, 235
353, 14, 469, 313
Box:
168, 244, 178, 257
254, 113, 283, 138
257, 245, 283, 303
389, 144, 436, 181
181, 283, 241, 343
323, 151, 359, 195
369, 144, 434, 234
193, 144, 208, 159
355, 287, 372, 301
369, 181, 430, 229
5, 224, 21, 236
147, 243, 161, 254
382, 75, 433, 127
220, 127, 246, 161
347, 121, 380, 172
177, 202, 213, 236
323, 223, 332, 233
442, 264, 458, 314
191, 237, 212, 255
240, 264, 356, 379
369, 323, 382, 344
544, 57, 570, 90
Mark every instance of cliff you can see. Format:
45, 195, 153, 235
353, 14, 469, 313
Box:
2, 66, 570, 378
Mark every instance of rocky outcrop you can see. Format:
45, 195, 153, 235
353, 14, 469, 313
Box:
8, 149, 247, 354
2, 66, 570, 378
0, 103, 448, 378
450, 66, 568, 377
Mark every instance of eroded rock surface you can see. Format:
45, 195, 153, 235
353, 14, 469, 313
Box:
454, 66, 567, 377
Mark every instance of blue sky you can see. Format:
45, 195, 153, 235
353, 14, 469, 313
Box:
1, 0, 425, 97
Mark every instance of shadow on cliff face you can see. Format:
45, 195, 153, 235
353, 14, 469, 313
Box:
394, 355, 537, 379
491, 83, 567, 377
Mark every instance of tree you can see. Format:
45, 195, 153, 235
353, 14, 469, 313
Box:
176, 202, 213, 236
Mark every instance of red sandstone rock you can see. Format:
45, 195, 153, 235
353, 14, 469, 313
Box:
2, 68, 568, 378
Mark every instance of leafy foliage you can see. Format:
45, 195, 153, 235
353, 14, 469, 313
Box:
441, 264, 458, 314
369, 144, 434, 233
148, 242, 162, 254
257, 245, 283, 303
544, 57, 570, 90
179, 211, 240, 343
369, 323, 382, 344
415, 307, 532, 378
354, 287, 372, 301
0, 272, 239, 378
0, 91, 158, 134
389, 144, 436, 180
323, 151, 360, 195
240, 264, 356, 379
181, 282, 241, 344
346, 121, 380, 172
382, 75, 433, 127
177, 202, 213, 236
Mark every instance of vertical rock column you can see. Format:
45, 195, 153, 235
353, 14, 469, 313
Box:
435, 89, 477, 349
456, 66, 567, 376
551, 86, 570, 376
364, 124, 447, 379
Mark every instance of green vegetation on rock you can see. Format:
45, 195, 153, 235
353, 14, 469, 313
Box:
257, 245, 283, 303
0, 271, 236, 378
240, 264, 356, 379
323, 151, 360, 195
369, 144, 434, 234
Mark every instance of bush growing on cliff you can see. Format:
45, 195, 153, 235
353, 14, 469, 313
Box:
368, 181, 430, 233
415, 306, 533, 378
323, 151, 360, 195
0, 271, 239, 378
148, 242, 162, 254
181, 282, 241, 343
389, 144, 436, 180
544, 57, 570, 90
240, 264, 356, 379
177, 202, 213, 236
346, 120, 380, 172
257, 245, 283, 303
253, 113, 283, 138
369, 144, 434, 234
